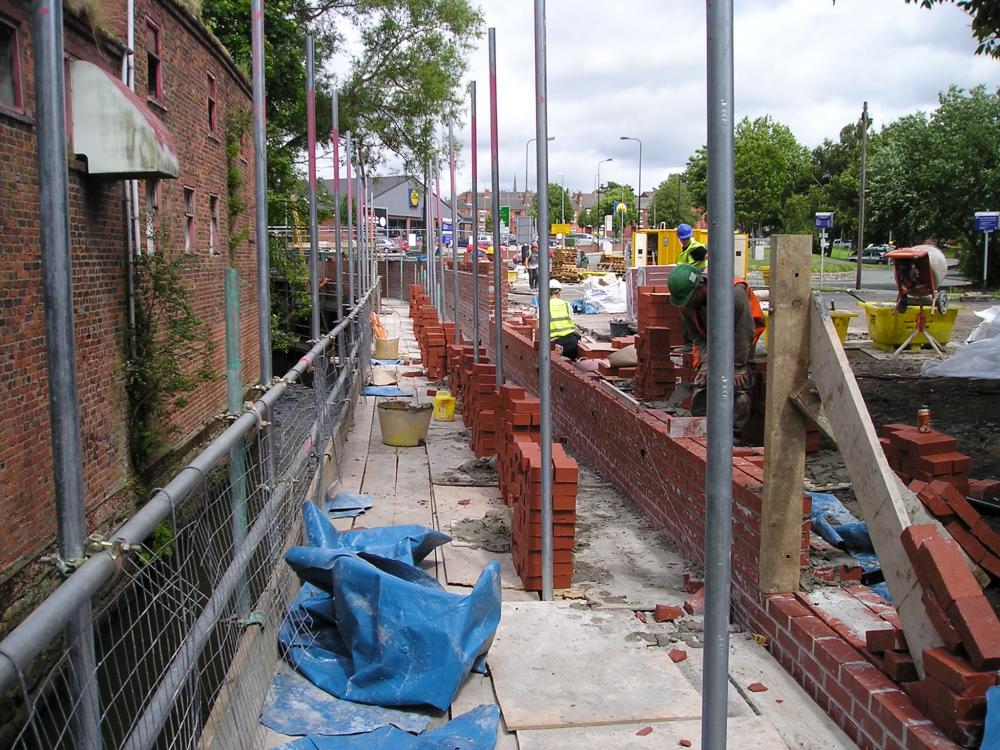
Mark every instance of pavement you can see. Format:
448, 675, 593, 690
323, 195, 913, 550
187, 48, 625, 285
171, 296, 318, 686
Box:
262, 299, 860, 749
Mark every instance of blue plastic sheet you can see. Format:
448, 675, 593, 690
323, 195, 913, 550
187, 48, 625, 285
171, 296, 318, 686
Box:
363, 386, 413, 397
982, 685, 1000, 749
325, 492, 374, 519
261, 664, 429, 736
280, 502, 501, 711
272, 705, 501, 750
809, 492, 885, 597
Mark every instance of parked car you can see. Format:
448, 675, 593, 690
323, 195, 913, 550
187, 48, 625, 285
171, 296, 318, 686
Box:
568, 232, 598, 247
847, 244, 891, 264
376, 237, 401, 255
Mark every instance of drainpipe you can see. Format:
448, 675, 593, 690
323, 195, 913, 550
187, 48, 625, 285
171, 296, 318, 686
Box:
32, 0, 102, 744
703, 1, 736, 747
122, 0, 137, 335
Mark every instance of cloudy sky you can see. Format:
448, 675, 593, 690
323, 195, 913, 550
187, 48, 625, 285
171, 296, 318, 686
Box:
423, 0, 1000, 197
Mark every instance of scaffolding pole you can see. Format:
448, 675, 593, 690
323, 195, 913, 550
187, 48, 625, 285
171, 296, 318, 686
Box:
450, 123, 460, 343
305, 34, 320, 341
346, 131, 355, 304
488, 27, 504, 388
332, 89, 345, 364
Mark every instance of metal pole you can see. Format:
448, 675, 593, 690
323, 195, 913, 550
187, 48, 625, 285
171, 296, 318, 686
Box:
345, 131, 355, 304
532, 0, 554, 602
489, 28, 504, 387
251, 0, 271, 387
426, 162, 435, 310
525, 138, 534, 203
450, 122, 460, 343
985, 231, 991, 293
332, 89, 345, 363
31, 0, 101, 743
470, 81, 480, 361
855, 101, 868, 291
305, 35, 320, 341
437, 159, 446, 316
704, 1, 735, 747
224, 269, 249, 616
356, 157, 366, 296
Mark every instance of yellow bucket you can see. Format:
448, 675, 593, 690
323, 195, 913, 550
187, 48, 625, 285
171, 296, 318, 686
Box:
433, 391, 456, 422
374, 337, 400, 360
377, 401, 433, 446
858, 302, 960, 351
760, 265, 771, 287
762, 308, 855, 346
507, 270, 518, 283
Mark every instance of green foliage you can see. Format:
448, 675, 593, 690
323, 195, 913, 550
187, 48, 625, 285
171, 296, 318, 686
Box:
138, 520, 177, 562
592, 182, 637, 238
269, 234, 312, 352
529, 183, 573, 229
125, 250, 216, 469
484, 210, 492, 233
226, 110, 252, 263
650, 174, 694, 228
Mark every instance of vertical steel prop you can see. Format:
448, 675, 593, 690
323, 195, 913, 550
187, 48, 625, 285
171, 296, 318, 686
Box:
449, 123, 460, 343
345, 131, 355, 304
436, 160, 446, 316
470, 81, 480, 361
356, 155, 366, 296
532, 0, 554, 601
488, 27, 504, 388
426, 163, 435, 307
31, 0, 102, 743
429, 163, 439, 315
305, 34, 320, 341
332, 90, 345, 364
224, 269, 249, 616
703, 1, 735, 747
251, 0, 271, 387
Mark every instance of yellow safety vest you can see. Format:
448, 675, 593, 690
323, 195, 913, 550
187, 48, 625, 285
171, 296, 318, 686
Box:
678, 240, 708, 271
549, 297, 575, 339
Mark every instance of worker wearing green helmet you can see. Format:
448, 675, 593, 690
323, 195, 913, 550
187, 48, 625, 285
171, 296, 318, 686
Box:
668, 264, 758, 431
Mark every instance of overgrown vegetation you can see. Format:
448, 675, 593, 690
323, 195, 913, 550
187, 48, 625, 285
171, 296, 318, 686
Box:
269, 236, 311, 352
125, 248, 216, 470
226, 110, 252, 263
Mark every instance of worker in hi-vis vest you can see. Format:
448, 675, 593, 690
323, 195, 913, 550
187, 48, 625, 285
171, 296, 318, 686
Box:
548, 279, 580, 361
676, 223, 708, 270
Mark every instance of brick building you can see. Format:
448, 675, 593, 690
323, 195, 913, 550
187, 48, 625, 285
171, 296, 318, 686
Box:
0, 0, 258, 598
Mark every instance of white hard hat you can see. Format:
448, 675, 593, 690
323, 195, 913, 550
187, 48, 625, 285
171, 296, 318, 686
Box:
549, 279, 563, 290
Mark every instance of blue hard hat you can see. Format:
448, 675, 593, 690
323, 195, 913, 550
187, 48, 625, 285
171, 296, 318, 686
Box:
677, 223, 693, 241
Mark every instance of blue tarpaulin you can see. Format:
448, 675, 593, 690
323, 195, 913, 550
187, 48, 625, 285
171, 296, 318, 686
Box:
363, 386, 413, 397
278, 502, 502, 711
272, 705, 501, 750
809, 492, 889, 600
982, 686, 1000, 749
261, 664, 429, 737
325, 492, 374, 519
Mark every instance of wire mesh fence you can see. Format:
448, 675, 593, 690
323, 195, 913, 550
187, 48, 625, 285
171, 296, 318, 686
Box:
1, 287, 377, 750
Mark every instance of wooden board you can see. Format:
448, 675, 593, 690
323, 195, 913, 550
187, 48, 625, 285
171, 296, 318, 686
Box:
809, 297, 942, 674
488, 602, 701, 730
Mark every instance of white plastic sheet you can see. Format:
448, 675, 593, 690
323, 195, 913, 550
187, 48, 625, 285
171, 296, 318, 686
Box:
967, 305, 1000, 343
580, 273, 627, 313
922, 306, 1000, 379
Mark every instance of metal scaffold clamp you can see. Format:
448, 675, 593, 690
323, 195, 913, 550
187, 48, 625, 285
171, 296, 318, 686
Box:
245, 400, 271, 429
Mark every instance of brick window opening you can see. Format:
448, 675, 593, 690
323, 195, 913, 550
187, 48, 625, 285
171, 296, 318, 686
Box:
207, 73, 217, 133
183, 187, 195, 252
209, 195, 219, 255
145, 179, 159, 253
145, 19, 162, 99
0, 19, 24, 113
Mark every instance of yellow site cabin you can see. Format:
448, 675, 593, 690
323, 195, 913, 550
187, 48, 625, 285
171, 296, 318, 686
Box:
631, 228, 749, 279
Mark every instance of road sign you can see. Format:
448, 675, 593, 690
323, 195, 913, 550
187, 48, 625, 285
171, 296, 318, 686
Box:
975, 211, 999, 232
550, 223, 571, 236
500, 206, 510, 226
441, 219, 453, 245
815, 211, 834, 229
374, 206, 388, 229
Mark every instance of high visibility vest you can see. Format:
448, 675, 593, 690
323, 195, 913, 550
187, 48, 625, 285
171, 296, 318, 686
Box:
549, 297, 575, 339
678, 240, 708, 271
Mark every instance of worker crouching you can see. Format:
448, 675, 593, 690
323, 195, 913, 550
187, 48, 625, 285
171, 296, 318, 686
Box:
667, 264, 764, 432
548, 279, 580, 361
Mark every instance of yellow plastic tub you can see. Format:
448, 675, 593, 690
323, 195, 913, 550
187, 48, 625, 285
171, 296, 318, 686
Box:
432, 391, 456, 422
377, 401, 433, 446
762, 308, 856, 347
374, 337, 400, 359
507, 269, 518, 283
857, 302, 960, 351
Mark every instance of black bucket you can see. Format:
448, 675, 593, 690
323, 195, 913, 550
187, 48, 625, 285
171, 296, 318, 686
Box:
609, 319, 631, 338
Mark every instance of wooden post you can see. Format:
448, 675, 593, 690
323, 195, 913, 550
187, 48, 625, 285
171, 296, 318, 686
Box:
809, 296, 942, 675
759, 235, 811, 593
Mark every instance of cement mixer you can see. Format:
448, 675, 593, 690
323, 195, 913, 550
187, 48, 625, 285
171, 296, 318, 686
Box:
885, 245, 949, 313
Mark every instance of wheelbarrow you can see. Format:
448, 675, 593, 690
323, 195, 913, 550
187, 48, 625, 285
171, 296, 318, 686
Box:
885, 245, 949, 314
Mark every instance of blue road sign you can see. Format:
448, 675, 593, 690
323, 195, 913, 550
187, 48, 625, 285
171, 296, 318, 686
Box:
975, 212, 999, 232
815, 212, 834, 229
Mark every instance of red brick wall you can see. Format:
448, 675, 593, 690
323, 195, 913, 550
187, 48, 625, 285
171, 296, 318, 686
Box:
0, 0, 258, 576
441, 266, 507, 350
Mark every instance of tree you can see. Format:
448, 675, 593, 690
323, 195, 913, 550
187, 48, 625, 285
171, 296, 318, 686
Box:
650, 174, 695, 228
529, 183, 573, 231
903, 0, 1000, 58
587, 182, 636, 238
484, 211, 493, 234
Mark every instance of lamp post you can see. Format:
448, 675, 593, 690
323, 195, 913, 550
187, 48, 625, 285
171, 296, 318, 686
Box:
526, 136, 555, 237
596, 157, 612, 240
620, 136, 642, 229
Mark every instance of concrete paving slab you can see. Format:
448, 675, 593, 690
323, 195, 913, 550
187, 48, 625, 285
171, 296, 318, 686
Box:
516, 715, 789, 749
668, 646, 755, 718
441, 541, 522, 590
726, 633, 856, 750
489, 601, 702, 730
433, 486, 505, 524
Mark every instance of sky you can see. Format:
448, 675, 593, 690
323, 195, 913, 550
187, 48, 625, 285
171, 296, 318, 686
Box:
367, 0, 1000, 199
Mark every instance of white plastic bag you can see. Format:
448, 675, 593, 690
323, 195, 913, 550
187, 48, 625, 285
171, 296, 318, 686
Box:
967, 305, 1000, 343
921, 337, 1000, 379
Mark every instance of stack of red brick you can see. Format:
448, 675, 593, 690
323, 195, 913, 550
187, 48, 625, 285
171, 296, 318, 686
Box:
406, 285, 454, 379
880, 424, 971, 495
495, 386, 540, 506
464, 362, 499, 458
508, 439, 578, 591
632, 286, 683, 399
898, 524, 1000, 746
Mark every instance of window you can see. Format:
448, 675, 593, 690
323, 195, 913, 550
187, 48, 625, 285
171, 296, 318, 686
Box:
207, 73, 217, 133
145, 180, 160, 253
0, 19, 23, 112
145, 19, 162, 99
209, 195, 219, 255
183, 187, 195, 252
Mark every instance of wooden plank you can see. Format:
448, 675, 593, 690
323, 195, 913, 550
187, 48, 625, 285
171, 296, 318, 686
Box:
760, 235, 811, 593
809, 296, 942, 675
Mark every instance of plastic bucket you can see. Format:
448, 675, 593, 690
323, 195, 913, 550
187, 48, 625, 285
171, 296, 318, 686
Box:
507, 269, 518, 283
433, 391, 456, 422
829, 310, 858, 344
857, 302, 960, 351
377, 401, 433, 446
374, 337, 400, 360
609, 320, 631, 338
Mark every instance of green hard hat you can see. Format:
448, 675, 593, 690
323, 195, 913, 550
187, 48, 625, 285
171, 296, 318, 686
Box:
668, 264, 704, 307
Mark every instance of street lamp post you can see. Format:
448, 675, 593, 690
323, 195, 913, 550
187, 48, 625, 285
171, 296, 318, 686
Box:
596, 157, 612, 240
525, 136, 555, 237
620, 136, 642, 230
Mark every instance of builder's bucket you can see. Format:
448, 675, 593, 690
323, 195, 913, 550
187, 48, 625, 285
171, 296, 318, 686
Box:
433, 391, 456, 422
829, 310, 858, 344
377, 401, 433, 446
374, 337, 400, 360
609, 319, 631, 338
